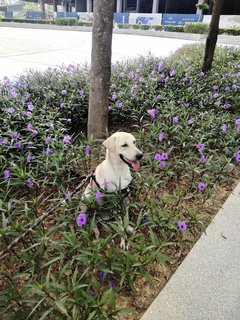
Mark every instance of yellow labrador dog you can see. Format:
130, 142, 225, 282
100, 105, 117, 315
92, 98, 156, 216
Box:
81, 132, 143, 248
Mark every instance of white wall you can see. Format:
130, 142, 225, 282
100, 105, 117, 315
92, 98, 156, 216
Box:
203, 15, 240, 28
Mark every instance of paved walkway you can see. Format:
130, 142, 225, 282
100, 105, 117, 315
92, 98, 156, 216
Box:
141, 182, 240, 320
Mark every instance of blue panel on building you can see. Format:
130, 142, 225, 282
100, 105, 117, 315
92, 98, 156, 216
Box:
5, 11, 13, 18
26, 11, 44, 19
57, 12, 78, 18
162, 14, 203, 26
114, 13, 129, 24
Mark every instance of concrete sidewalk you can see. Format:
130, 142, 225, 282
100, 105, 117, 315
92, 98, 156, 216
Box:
141, 181, 240, 320
0, 21, 240, 46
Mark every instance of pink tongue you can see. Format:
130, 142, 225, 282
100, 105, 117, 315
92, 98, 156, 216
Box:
132, 161, 140, 171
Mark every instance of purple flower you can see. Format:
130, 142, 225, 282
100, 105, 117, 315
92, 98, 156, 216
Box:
213, 93, 219, 98
111, 83, 116, 89
159, 161, 166, 168
45, 136, 51, 144
79, 89, 84, 96
221, 124, 228, 132
155, 195, 161, 201
28, 141, 33, 148
213, 85, 218, 90
159, 132, 164, 141
188, 118, 194, 125
95, 190, 103, 202
154, 153, 161, 161
198, 101, 203, 107
11, 132, 20, 139
118, 102, 123, 108
63, 135, 71, 143
15, 141, 21, 149
60, 103, 65, 108
157, 61, 164, 72
102, 179, 110, 188
112, 92, 117, 100
99, 271, 107, 282
236, 154, 240, 163
65, 191, 72, 199
6, 218, 10, 226
26, 178, 34, 187
178, 221, 187, 231
61, 89, 67, 96
3, 170, 10, 180
67, 118, 72, 123
32, 129, 38, 135
196, 143, 205, 152
170, 69, 176, 77
7, 107, 15, 113
173, 116, 179, 124
200, 155, 206, 164
225, 86, 230, 92
45, 147, 51, 156
27, 102, 34, 111
237, 125, 240, 133
85, 145, 92, 154
147, 108, 156, 120
76, 213, 87, 227
223, 103, 231, 109
183, 102, 190, 108
27, 123, 33, 131
198, 182, 206, 191
26, 154, 32, 163
161, 153, 168, 160
235, 119, 240, 126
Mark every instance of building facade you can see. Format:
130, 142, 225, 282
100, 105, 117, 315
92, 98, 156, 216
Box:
74, 0, 240, 15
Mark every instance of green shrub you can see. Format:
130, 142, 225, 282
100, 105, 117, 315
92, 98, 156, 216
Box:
184, 22, 208, 34
0, 44, 240, 320
77, 20, 92, 27
164, 25, 184, 32
219, 28, 240, 36
0, 18, 51, 24
55, 17, 77, 26
152, 24, 163, 31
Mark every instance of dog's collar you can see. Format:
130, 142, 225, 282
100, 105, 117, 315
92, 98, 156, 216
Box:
90, 171, 131, 198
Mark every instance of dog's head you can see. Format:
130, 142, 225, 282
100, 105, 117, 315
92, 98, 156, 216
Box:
103, 132, 143, 170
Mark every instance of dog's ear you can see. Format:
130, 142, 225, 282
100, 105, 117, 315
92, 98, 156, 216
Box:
103, 136, 116, 152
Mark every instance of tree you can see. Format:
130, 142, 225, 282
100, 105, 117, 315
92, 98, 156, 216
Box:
87, 0, 115, 139
202, 0, 224, 73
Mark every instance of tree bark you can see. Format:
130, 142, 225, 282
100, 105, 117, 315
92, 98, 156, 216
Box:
87, 0, 115, 139
202, 0, 224, 73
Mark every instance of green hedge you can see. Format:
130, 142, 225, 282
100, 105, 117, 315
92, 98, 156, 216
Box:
1, 18, 240, 35
219, 28, 240, 35
164, 25, 184, 32
184, 22, 208, 34
0, 18, 51, 24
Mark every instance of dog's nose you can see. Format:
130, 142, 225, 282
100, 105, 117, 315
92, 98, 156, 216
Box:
136, 153, 143, 160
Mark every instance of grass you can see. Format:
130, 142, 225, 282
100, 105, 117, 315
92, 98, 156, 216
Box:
0, 44, 239, 319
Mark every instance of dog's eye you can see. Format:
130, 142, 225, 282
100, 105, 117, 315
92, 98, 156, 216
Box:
121, 144, 128, 147
133, 141, 136, 144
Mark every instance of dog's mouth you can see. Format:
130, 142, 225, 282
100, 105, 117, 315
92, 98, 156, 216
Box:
120, 154, 140, 171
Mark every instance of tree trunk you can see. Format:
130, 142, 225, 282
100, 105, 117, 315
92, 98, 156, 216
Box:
202, 0, 224, 73
87, 0, 115, 139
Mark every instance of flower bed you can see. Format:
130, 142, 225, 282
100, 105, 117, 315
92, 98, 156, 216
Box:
0, 44, 239, 319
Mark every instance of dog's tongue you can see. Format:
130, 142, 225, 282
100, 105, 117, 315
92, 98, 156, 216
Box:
129, 160, 140, 171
